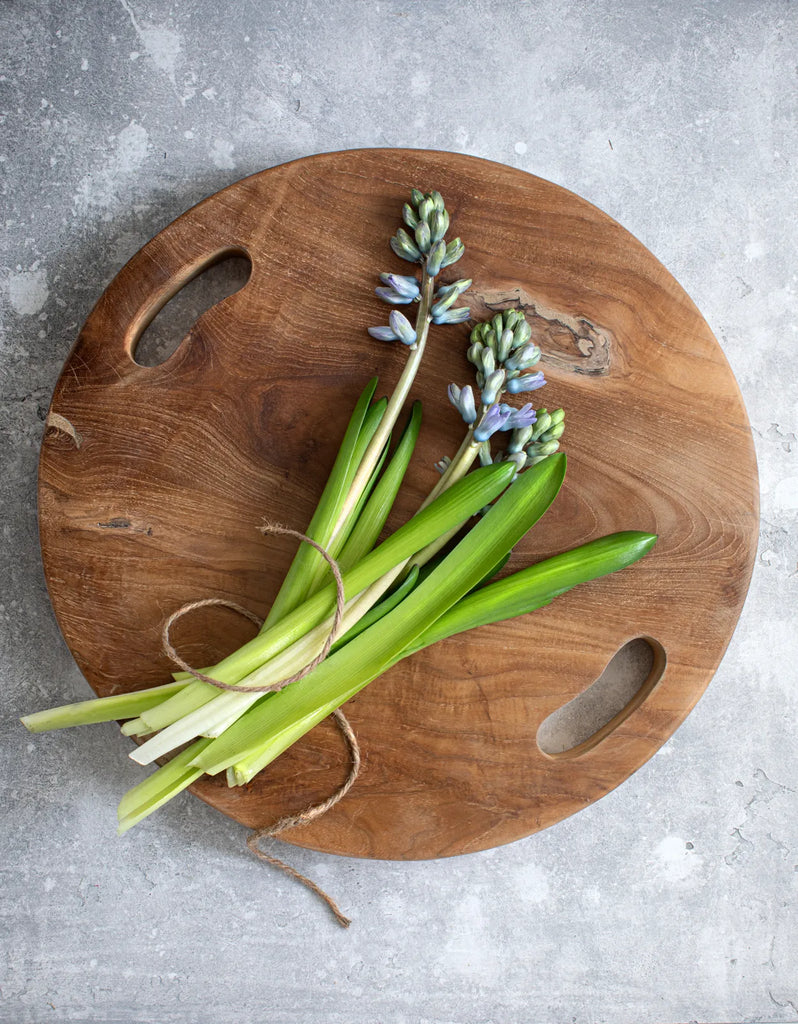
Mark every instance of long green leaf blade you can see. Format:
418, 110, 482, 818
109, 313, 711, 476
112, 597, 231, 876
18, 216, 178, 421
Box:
262, 378, 379, 628
230, 525, 653, 785
402, 530, 658, 655
336, 401, 423, 573
300, 422, 392, 596
129, 461, 518, 766
142, 456, 514, 735
330, 565, 420, 653
189, 462, 518, 687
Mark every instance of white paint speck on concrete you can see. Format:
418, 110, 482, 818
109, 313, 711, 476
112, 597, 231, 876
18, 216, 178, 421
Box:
773, 476, 798, 511
118, 0, 182, 84
5, 267, 49, 315
72, 121, 150, 215
209, 138, 236, 169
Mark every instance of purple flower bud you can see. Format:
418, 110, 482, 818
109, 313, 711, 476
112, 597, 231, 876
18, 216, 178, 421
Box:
500, 402, 537, 430
431, 290, 458, 317
402, 203, 419, 230
432, 278, 471, 309
375, 286, 415, 305
418, 197, 434, 223
389, 309, 418, 346
428, 208, 449, 242
432, 306, 471, 325
414, 220, 431, 254
459, 384, 477, 424
447, 383, 477, 425
379, 273, 420, 299
506, 371, 547, 394
473, 404, 512, 443
467, 341, 483, 366
368, 325, 399, 342
391, 230, 422, 263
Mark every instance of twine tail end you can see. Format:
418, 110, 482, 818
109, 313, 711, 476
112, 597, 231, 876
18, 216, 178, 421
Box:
247, 831, 352, 928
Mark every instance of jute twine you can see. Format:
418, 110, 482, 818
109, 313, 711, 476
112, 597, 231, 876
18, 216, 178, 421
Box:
162, 523, 346, 694
160, 523, 359, 928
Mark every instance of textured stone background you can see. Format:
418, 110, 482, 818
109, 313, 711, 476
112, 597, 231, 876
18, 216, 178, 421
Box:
1, 2, 796, 1022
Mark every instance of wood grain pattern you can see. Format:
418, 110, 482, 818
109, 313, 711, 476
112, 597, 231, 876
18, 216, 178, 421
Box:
38, 149, 758, 860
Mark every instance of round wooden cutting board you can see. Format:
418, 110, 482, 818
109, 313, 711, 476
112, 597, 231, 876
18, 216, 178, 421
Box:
38, 149, 758, 859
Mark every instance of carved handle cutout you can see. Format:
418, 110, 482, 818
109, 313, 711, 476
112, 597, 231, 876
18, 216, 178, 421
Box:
133, 252, 252, 367
537, 637, 666, 758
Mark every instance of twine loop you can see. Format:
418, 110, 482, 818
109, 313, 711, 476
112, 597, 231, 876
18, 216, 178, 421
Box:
162, 522, 346, 694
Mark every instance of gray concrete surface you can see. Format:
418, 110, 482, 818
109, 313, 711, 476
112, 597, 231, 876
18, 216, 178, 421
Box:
2, 2, 796, 1022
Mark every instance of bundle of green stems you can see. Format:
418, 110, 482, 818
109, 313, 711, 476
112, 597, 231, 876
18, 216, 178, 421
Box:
23, 189, 656, 834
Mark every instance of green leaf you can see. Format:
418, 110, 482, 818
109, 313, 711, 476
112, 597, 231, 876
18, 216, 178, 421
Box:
231, 525, 656, 786
130, 462, 519, 762
402, 530, 658, 655
262, 378, 380, 628
193, 461, 519, 688
330, 565, 420, 653
336, 401, 422, 573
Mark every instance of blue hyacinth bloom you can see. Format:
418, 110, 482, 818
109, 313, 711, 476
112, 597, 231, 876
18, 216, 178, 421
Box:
432, 306, 471, 325
447, 383, 477, 425
459, 384, 477, 424
368, 325, 400, 342
500, 402, 537, 430
506, 371, 546, 394
473, 404, 512, 442
379, 273, 420, 299
389, 309, 418, 346
375, 286, 416, 305
426, 240, 446, 277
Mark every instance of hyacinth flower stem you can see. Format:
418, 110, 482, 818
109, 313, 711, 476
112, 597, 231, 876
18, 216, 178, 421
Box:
423, 393, 512, 511
423, 429, 480, 509
324, 269, 436, 553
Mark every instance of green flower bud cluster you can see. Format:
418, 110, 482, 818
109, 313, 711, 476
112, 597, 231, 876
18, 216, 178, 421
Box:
466, 310, 545, 406
473, 408, 566, 491
390, 189, 465, 274
504, 407, 566, 473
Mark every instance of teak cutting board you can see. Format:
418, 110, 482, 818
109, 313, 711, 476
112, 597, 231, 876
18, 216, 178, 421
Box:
38, 150, 758, 859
